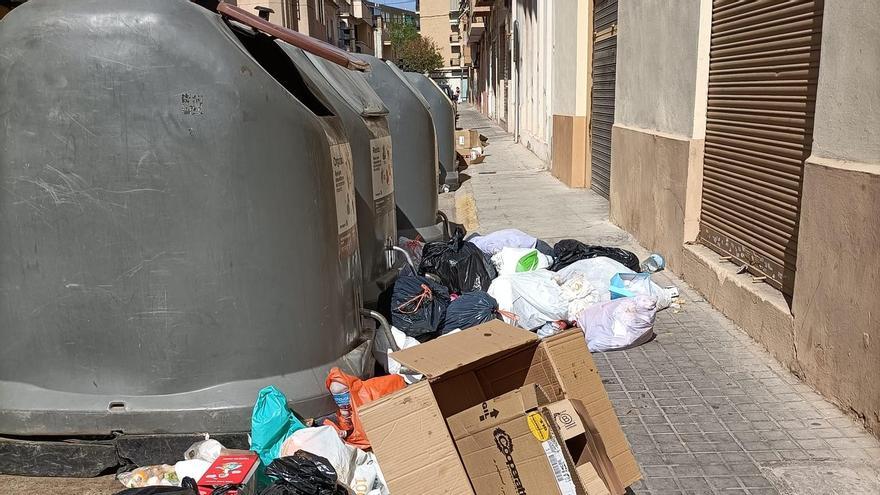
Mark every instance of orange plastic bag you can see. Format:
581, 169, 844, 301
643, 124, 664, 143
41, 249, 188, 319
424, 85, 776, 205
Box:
323, 367, 406, 449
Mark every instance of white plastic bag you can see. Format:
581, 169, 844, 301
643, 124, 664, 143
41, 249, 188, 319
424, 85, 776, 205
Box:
173, 459, 211, 484
558, 274, 604, 320
279, 425, 389, 495
386, 326, 423, 384
576, 296, 658, 352
184, 436, 224, 463
469, 228, 537, 255
556, 257, 673, 310
488, 270, 568, 329
491, 247, 553, 275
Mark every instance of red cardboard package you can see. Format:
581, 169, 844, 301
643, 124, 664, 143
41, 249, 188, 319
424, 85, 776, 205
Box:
197, 452, 260, 495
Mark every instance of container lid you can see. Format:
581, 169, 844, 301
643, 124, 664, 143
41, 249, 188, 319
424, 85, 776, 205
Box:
303, 50, 388, 117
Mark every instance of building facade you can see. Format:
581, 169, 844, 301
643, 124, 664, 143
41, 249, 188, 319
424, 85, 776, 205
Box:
467, 0, 880, 440
417, 0, 468, 98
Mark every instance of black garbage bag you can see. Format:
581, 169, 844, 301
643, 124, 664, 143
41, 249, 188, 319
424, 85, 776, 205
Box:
114, 478, 198, 495
441, 291, 500, 332
419, 228, 497, 294
386, 275, 451, 342
261, 452, 348, 495
549, 239, 641, 272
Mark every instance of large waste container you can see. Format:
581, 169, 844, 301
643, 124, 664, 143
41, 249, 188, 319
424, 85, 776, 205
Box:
356, 55, 446, 242
0, 0, 368, 438
277, 45, 398, 306
405, 72, 458, 189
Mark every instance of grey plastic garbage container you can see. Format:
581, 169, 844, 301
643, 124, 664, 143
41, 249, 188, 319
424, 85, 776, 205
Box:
0, 0, 368, 438
356, 55, 447, 242
278, 45, 398, 306
405, 73, 458, 189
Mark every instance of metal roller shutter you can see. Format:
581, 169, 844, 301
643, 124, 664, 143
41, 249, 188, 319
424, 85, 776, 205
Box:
590, 0, 618, 199
699, 0, 823, 295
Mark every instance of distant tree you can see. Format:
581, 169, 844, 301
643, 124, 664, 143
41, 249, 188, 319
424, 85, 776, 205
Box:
388, 21, 443, 73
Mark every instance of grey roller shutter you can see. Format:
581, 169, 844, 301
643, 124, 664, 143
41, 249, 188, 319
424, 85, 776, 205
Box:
590, 0, 618, 199
699, 0, 823, 296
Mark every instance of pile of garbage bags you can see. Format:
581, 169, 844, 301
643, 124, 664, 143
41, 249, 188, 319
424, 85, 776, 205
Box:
385, 227, 678, 358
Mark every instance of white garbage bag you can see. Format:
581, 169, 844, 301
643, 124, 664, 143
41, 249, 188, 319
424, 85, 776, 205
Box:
488, 270, 568, 329
469, 228, 537, 255
558, 274, 604, 320
173, 459, 211, 484
576, 296, 658, 352
491, 247, 553, 275
556, 257, 673, 310
280, 426, 389, 495
386, 326, 423, 384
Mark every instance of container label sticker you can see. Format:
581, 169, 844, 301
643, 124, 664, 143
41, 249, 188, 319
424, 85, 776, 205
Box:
369, 136, 394, 216
527, 412, 550, 442
542, 438, 577, 495
331, 143, 357, 257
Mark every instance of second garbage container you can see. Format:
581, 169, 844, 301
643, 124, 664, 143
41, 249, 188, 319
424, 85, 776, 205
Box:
405, 72, 458, 189
357, 55, 447, 242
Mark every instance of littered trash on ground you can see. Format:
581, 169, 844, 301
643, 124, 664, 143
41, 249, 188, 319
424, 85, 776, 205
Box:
576, 295, 658, 352
419, 228, 497, 293
487, 269, 568, 329
250, 386, 308, 474
117, 465, 179, 488
490, 246, 553, 275
610, 272, 675, 309
198, 451, 260, 494
322, 367, 405, 450
184, 436, 224, 463
441, 290, 501, 332
385, 326, 461, 384
261, 451, 349, 495
549, 239, 641, 272
357, 321, 641, 494
385, 275, 450, 342
468, 228, 538, 255
279, 426, 389, 495
554, 257, 674, 310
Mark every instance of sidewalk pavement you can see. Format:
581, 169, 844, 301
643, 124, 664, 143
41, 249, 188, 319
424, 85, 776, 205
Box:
445, 105, 880, 495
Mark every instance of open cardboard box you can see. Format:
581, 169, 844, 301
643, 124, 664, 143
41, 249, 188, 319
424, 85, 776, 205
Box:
359, 321, 639, 495
447, 383, 623, 495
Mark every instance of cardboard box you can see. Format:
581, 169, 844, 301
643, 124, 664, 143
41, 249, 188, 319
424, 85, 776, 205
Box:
197, 452, 259, 495
359, 321, 639, 495
455, 129, 482, 151
448, 384, 618, 495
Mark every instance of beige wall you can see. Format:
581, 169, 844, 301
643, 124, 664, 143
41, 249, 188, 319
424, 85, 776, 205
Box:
790, 1, 880, 435
236, 0, 298, 28
419, 0, 456, 67
549, 0, 590, 185
610, 0, 880, 438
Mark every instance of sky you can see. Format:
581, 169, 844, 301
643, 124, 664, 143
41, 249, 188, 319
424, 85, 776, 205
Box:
373, 0, 418, 12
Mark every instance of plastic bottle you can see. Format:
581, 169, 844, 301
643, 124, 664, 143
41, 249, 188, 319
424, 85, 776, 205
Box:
329, 380, 354, 439
639, 253, 666, 273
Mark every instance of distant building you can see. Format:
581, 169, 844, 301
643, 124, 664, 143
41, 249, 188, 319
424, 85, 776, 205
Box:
373, 3, 420, 61
417, 0, 468, 99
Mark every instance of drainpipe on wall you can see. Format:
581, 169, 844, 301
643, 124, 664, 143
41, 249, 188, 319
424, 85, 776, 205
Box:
513, 16, 520, 143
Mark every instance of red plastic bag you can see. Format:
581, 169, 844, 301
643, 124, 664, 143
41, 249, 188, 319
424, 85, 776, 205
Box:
323, 368, 405, 449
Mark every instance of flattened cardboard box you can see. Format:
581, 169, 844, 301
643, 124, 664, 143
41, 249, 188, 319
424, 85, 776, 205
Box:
359, 321, 639, 495
448, 384, 614, 495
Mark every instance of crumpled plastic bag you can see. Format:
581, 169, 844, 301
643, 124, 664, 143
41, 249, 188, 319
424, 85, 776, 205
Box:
441, 290, 500, 332
610, 272, 674, 309
576, 295, 658, 352
172, 460, 210, 486
117, 465, 178, 488
491, 247, 553, 275
419, 228, 497, 293
262, 451, 348, 495
558, 274, 604, 320
487, 270, 568, 329
184, 436, 224, 463
469, 228, 537, 255
554, 258, 672, 310
323, 368, 406, 450
398, 236, 425, 268
386, 275, 450, 342
279, 426, 389, 495
550, 239, 640, 272
250, 386, 308, 472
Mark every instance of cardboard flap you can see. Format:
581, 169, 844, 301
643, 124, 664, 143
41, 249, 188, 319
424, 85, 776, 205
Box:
390, 321, 539, 379
447, 384, 549, 439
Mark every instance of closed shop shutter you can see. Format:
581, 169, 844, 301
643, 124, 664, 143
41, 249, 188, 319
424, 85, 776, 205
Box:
590, 0, 618, 199
699, 0, 823, 296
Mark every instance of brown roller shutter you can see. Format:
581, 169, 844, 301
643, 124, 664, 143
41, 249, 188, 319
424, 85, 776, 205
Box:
590, 0, 618, 199
699, 0, 823, 296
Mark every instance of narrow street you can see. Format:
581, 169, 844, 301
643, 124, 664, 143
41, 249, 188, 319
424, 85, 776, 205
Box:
446, 105, 880, 495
